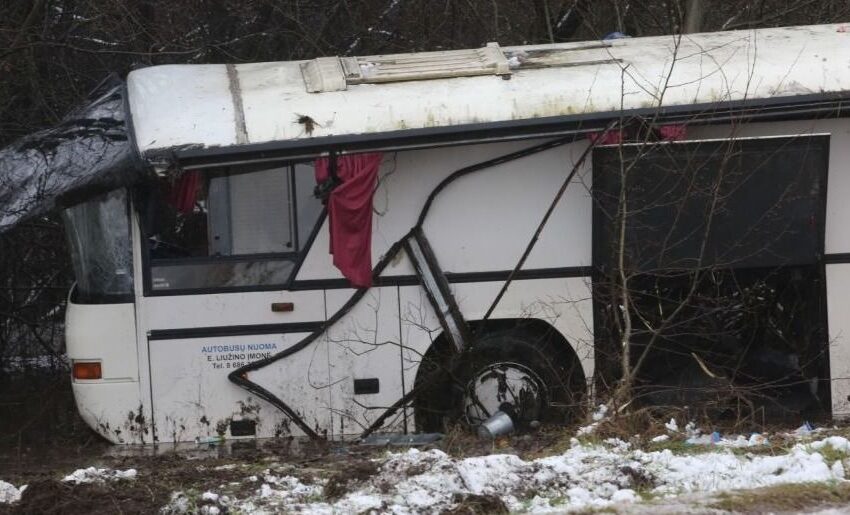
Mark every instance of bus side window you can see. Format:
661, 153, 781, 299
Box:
144, 164, 322, 293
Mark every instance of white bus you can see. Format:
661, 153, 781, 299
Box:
4, 23, 850, 444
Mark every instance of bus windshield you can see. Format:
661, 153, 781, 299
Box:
62, 188, 134, 303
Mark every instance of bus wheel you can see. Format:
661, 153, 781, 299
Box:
457, 329, 579, 430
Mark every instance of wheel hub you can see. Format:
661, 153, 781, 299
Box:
463, 361, 546, 426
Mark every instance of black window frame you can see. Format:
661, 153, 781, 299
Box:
139, 161, 327, 297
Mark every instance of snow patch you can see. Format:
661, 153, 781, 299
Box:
62, 467, 137, 484
685, 432, 769, 448
577, 404, 609, 436
808, 436, 850, 454
592, 404, 609, 421
161, 436, 850, 513
0, 480, 25, 504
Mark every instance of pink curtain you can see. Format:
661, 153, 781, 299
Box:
315, 153, 384, 287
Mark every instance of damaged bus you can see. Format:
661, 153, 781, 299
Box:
1, 23, 850, 444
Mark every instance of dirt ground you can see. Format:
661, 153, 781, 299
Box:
5, 426, 850, 514
0, 372, 545, 514
3, 373, 850, 514
0, 426, 569, 514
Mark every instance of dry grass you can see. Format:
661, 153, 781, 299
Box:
440, 493, 509, 514
710, 481, 850, 512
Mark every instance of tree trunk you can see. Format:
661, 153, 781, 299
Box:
684, 0, 704, 33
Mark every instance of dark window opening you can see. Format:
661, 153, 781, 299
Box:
592, 135, 830, 420
140, 163, 322, 293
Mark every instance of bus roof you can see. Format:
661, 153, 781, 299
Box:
127, 23, 850, 161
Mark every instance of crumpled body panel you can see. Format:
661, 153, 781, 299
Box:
0, 75, 146, 232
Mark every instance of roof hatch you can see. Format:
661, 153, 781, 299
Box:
301, 43, 511, 93
300, 42, 621, 93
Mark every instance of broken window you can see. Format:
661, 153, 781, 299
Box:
63, 188, 134, 303
592, 135, 830, 419
141, 163, 322, 293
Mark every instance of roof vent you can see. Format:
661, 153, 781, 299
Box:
301, 43, 510, 93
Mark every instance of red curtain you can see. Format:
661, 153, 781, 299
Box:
658, 124, 687, 141
587, 124, 686, 144
168, 170, 201, 214
587, 130, 623, 145
315, 153, 384, 287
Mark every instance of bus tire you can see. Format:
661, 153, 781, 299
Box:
456, 329, 582, 429
413, 325, 584, 433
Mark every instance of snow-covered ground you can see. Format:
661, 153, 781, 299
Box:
160, 434, 850, 514
0, 466, 137, 506
4, 421, 850, 513
62, 466, 137, 484
0, 480, 24, 504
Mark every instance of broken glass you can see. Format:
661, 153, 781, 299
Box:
62, 189, 133, 302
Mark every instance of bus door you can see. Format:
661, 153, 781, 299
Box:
137, 163, 331, 442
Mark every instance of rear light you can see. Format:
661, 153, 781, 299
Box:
73, 361, 102, 380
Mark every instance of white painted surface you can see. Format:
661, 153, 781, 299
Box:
71, 381, 144, 444
452, 278, 595, 369
325, 287, 406, 435
148, 331, 328, 441
420, 141, 592, 272
297, 138, 591, 282
130, 206, 156, 445
826, 264, 850, 417
66, 300, 138, 381
128, 24, 850, 156
139, 289, 330, 441
296, 216, 346, 282
141, 289, 324, 330
127, 64, 236, 153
